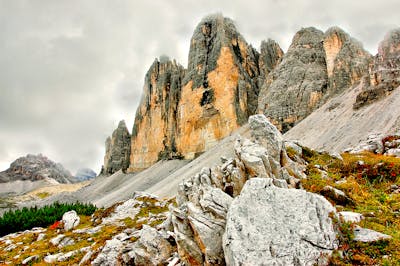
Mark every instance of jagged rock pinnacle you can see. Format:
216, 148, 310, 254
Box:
102, 120, 131, 175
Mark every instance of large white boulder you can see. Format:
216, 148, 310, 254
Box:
223, 178, 338, 266
62, 210, 80, 231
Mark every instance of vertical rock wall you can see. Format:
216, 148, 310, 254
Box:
129, 59, 185, 171
175, 14, 262, 160
258, 27, 328, 132
323, 27, 371, 96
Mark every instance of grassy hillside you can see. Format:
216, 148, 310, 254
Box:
296, 149, 400, 265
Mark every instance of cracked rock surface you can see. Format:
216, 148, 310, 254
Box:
223, 178, 338, 266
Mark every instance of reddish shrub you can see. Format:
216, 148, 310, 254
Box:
49, 220, 61, 230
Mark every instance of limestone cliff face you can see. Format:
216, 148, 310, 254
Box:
323, 27, 371, 96
128, 14, 270, 171
354, 28, 400, 109
258, 27, 328, 132
176, 15, 262, 160
129, 59, 186, 170
258, 26, 371, 132
103, 120, 131, 175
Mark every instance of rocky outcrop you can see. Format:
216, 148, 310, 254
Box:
127, 14, 285, 171
353, 226, 392, 243
223, 178, 337, 266
171, 115, 322, 265
258, 27, 328, 132
354, 28, 400, 109
323, 27, 371, 95
171, 169, 233, 265
0, 154, 74, 184
103, 120, 131, 175
344, 134, 400, 157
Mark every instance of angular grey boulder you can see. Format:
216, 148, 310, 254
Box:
353, 226, 392, 243
171, 168, 233, 265
131, 225, 174, 265
249, 114, 283, 162
223, 178, 338, 266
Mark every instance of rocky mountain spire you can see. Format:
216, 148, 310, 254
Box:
174, 14, 262, 161
354, 28, 400, 109
323, 27, 371, 96
129, 58, 186, 171
258, 26, 371, 132
258, 27, 328, 132
102, 120, 131, 175
182, 14, 261, 119
258, 39, 284, 85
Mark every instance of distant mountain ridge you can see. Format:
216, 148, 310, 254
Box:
0, 154, 76, 184
74, 168, 97, 182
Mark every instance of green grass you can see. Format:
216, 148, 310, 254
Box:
300, 150, 400, 265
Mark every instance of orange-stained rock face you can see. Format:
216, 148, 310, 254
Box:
176, 47, 240, 159
323, 31, 343, 78
128, 14, 263, 172
129, 103, 165, 170
323, 27, 371, 96
129, 59, 185, 171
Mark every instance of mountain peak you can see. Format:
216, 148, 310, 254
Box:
0, 154, 74, 184
184, 14, 249, 89
378, 28, 400, 56
102, 119, 131, 175
117, 120, 128, 130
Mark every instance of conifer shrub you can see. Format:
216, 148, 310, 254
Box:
0, 201, 96, 236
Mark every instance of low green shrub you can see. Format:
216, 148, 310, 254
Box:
0, 201, 97, 236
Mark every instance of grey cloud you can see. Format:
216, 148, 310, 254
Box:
0, 0, 398, 173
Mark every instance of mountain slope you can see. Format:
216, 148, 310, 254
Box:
284, 81, 400, 152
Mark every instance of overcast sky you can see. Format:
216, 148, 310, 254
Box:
0, 0, 398, 174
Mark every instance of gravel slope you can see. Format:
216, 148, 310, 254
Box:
285, 84, 400, 152
11, 125, 250, 211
